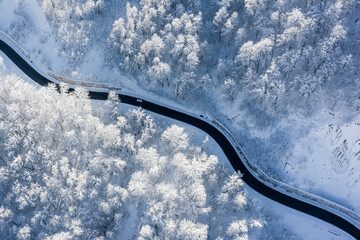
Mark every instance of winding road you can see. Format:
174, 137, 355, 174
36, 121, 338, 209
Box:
1, 37, 360, 239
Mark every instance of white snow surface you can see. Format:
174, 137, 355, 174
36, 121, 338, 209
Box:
1, 1, 359, 239
0, 0, 18, 29
117, 205, 138, 240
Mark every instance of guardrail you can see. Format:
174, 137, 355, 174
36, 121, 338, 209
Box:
49, 70, 122, 91
1, 29, 122, 91
48, 71, 109, 89
0, 30, 30, 59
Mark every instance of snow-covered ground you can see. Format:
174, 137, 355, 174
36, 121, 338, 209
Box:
286, 117, 360, 212
1, 0, 359, 239
217, 99, 360, 214
116, 204, 138, 240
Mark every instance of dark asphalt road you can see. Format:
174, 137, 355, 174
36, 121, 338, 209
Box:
1, 39, 359, 239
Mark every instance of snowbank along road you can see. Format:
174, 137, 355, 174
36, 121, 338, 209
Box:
1, 36, 360, 239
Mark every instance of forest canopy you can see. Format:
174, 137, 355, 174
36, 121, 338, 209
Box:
0, 70, 293, 239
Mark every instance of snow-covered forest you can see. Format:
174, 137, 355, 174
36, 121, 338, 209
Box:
29, 0, 359, 213
1, 0, 360, 239
29, 0, 359, 112
0, 60, 299, 239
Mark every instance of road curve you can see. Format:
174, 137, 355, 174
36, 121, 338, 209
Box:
1, 38, 360, 239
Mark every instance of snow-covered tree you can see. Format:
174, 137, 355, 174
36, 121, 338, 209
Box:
109, 1, 202, 97
161, 125, 189, 153
221, 78, 238, 103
